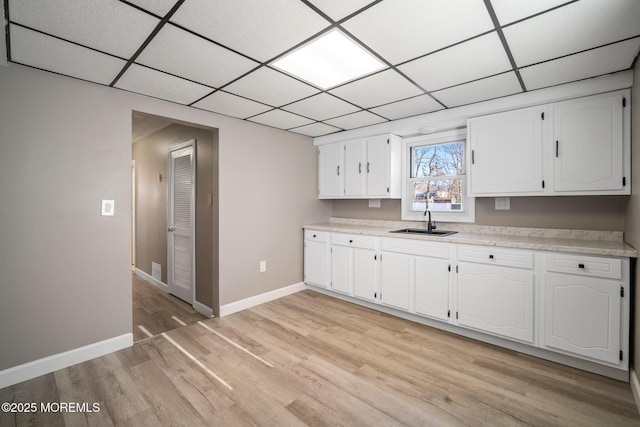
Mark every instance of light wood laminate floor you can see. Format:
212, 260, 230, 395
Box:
132, 273, 206, 342
1, 290, 638, 426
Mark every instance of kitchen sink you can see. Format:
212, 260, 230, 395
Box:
389, 228, 457, 237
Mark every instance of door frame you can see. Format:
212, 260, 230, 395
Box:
167, 139, 197, 306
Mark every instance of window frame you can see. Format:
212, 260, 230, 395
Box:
401, 129, 475, 223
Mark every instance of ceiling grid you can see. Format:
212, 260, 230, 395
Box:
3, 0, 639, 137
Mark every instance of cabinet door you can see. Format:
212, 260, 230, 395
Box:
353, 248, 378, 302
553, 94, 624, 192
344, 140, 366, 196
414, 256, 450, 321
330, 245, 351, 294
304, 240, 328, 288
457, 263, 534, 343
380, 251, 410, 311
318, 143, 343, 198
544, 272, 621, 364
469, 106, 545, 195
366, 135, 391, 197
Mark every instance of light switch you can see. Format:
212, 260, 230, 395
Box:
101, 200, 115, 216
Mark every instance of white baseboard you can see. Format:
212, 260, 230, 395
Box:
0, 333, 132, 389
219, 282, 306, 317
135, 267, 168, 292
631, 369, 640, 415
194, 301, 214, 318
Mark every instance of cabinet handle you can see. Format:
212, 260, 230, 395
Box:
337, 165, 340, 176
555, 140, 559, 157
367, 162, 370, 173
349, 239, 353, 243
578, 263, 585, 269
359, 162, 362, 174
489, 254, 494, 259
313, 234, 317, 238
471, 150, 475, 164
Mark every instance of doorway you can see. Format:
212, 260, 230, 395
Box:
131, 111, 220, 340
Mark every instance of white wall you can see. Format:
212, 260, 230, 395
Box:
0, 63, 332, 373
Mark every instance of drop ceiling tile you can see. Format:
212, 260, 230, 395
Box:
290, 122, 342, 137
306, 0, 377, 21
342, 0, 494, 64
329, 69, 422, 108
115, 64, 212, 105
8, 0, 159, 59
398, 32, 512, 92
126, 0, 178, 17
282, 93, 360, 121
192, 91, 272, 119
325, 111, 386, 130
370, 95, 444, 120
520, 38, 640, 90
171, 0, 330, 62
137, 24, 259, 88
224, 67, 320, 107
490, 0, 571, 25
9, 25, 126, 85
432, 72, 522, 108
504, 0, 640, 67
248, 109, 314, 130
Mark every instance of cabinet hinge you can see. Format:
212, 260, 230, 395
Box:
447, 310, 450, 318
623, 97, 626, 108
542, 180, 545, 189
620, 350, 623, 361
541, 112, 544, 120
621, 286, 624, 298
623, 177, 626, 187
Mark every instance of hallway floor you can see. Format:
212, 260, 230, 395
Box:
132, 273, 206, 342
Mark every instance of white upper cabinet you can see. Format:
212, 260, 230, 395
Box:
318, 142, 343, 198
318, 134, 401, 199
469, 105, 546, 195
552, 93, 625, 192
467, 90, 629, 196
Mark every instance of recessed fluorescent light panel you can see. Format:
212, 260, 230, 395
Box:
272, 29, 385, 89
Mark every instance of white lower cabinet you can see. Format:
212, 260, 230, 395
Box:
329, 233, 379, 299
457, 262, 534, 343
414, 256, 450, 321
380, 251, 410, 310
303, 231, 330, 288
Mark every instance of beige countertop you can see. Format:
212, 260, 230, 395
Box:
303, 219, 637, 258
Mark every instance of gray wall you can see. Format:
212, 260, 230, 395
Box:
0, 63, 331, 371
333, 194, 628, 231
132, 122, 218, 310
623, 62, 639, 377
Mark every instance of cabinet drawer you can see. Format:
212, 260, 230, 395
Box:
304, 229, 328, 242
457, 245, 533, 269
331, 232, 377, 250
545, 253, 621, 279
381, 237, 449, 259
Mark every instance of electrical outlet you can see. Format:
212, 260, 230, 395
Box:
259, 260, 266, 272
368, 199, 381, 208
495, 197, 510, 210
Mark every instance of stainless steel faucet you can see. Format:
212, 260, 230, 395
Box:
424, 209, 436, 232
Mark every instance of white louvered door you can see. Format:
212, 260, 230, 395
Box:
168, 142, 195, 304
